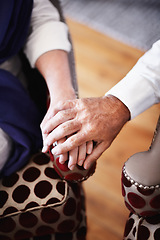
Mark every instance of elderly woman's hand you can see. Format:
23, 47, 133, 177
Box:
36, 50, 93, 170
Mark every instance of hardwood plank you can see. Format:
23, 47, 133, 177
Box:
66, 18, 160, 240
67, 19, 160, 132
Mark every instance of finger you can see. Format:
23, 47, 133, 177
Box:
48, 100, 76, 119
68, 147, 78, 170
57, 138, 68, 164
41, 132, 50, 153
42, 144, 50, 153
59, 153, 68, 164
86, 141, 93, 154
78, 143, 86, 166
42, 109, 76, 134
51, 131, 90, 155
41, 132, 48, 142
83, 142, 107, 169
40, 108, 51, 129
44, 119, 80, 147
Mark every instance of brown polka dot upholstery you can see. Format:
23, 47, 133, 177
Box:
123, 212, 160, 240
0, 153, 86, 239
121, 166, 160, 217
122, 164, 160, 239
122, 116, 160, 239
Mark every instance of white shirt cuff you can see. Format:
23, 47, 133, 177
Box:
105, 74, 157, 119
106, 40, 160, 119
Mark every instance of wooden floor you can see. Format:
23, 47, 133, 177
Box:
67, 19, 160, 240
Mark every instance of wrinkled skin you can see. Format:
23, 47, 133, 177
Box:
42, 95, 130, 169
36, 50, 91, 170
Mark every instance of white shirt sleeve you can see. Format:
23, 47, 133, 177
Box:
105, 40, 160, 119
24, 0, 71, 68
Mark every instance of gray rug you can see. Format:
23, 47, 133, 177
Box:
61, 0, 160, 51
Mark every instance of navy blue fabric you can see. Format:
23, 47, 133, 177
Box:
0, 0, 44, 177
0, 0, 33, 63
0, 70, 43, 177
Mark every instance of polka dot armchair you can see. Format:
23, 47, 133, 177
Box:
0, 153, 87, 240
122, 116, 160, 240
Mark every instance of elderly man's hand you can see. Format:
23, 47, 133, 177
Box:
42, 95, 130, 169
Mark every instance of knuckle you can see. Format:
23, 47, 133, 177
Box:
80, 131, 87, 140
68, 100, 74, 108
56, 100, 64, 108
40, 119, 45, 129
86, 123, 94, 133
72, 120, 80, 129
78, 98, 86, 109
57, 111, 64, 120
68, 138, 76, 148
59, 124, 69, 136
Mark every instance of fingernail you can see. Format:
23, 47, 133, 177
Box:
69, 165, 75, 170
59, 158, 65, 164
84, 163, 90, 170
78, 160, 83, 166
51, 148, 57, 155
42, 145, 48, 153
87, 147, 92, 155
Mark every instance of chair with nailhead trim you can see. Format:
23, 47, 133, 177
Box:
122, 116, 160, 240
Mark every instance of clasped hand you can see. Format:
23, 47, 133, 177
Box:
41, 95, 130, 169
